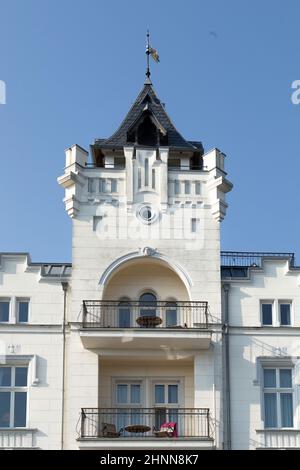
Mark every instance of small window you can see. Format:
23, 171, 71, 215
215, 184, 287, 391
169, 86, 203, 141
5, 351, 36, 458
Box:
261, 303, 273, 326
184, 181, 190, 194
174, 180, 180, 195
145, 158, 149, 187
99, 179, 107, 193
88, 178, 94, 193
191, 218, 200, 233
152, 169, 156, 189
0, 301, 9, 322
279, 303, 291, 326
111, 179, 118, 193
195, 181, 201, 195
17, 300, 29, 323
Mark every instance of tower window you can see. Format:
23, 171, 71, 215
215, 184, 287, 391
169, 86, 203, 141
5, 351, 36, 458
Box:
145, 158, 149, 186
152, 169, 156, 189
191, 218, 200, 233
184, 181, 191, 194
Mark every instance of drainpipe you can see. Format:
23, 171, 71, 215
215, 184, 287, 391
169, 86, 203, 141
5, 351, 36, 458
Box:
223, 283, 231, 450
61, 282, 68, 450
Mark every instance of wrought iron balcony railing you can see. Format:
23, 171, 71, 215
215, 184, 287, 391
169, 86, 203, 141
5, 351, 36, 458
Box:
82, 300, 209, 329
80, 408, 212, 439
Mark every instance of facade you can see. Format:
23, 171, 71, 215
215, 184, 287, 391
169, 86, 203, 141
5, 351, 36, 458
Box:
0, 75, 299, 450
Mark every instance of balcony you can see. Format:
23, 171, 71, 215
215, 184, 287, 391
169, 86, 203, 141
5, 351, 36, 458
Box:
80, 301, 211, 351
0, 428, 37, 449
78, 408, 214, 449
256, 429, 300, 449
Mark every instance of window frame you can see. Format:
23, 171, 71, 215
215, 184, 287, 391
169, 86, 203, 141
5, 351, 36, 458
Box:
0, 298, 10, 323
16, 298, 30, 324
0, 365, 29, 429
114, 380, 143, 408
263, 367, 294, 429
279, 301, 292, 327
261, 301, 273, 326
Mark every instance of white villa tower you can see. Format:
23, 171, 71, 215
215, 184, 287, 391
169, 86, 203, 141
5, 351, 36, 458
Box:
0, 71, 299, 450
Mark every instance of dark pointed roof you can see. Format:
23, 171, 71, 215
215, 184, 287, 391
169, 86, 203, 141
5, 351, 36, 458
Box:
93, 80, 203, 152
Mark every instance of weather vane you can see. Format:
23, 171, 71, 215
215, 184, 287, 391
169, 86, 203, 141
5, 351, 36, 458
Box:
146, 30, 160, 79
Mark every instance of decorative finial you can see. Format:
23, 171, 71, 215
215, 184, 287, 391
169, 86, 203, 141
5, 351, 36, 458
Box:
145, 30, 159, 84
146, 30, 151, 80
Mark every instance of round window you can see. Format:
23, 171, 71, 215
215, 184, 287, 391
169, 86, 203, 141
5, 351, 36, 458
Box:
137, 205, 157, 224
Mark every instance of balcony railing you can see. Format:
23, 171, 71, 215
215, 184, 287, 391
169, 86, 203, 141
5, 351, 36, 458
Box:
221, 251, 295, 268
80, 408, 211, 439
82, 301, 209, 329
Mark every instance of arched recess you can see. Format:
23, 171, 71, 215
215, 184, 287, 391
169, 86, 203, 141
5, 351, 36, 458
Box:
100, 251, 192, 301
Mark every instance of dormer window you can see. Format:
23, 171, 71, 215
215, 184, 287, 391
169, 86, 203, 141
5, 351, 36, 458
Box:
137, 115, 157, 146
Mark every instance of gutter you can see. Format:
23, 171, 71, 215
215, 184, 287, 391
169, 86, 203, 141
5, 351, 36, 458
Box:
223, 283, 231, 449
61, 282, 68, 450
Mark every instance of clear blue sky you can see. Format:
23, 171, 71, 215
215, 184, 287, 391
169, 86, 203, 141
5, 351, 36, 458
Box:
0, 0, 299, 262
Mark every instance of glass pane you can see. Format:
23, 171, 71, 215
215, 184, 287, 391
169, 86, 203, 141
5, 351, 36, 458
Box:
166, 308, 177, 327
155, 385, 165, 404
280, 304, 291, 326
168, 408, 179, 425
117, 385, 127, 404
0, 302, 9, 322
140, 293, 157, 317
14, 392, 27, 427
15, 367, 28, 387
280, 393, 293, 427
118, 305, 131, 328
264, 393, 277, 428
280, 369, 292, 388
155, 408, 166, 429
0, 392, 11, 427
262, 304, 272, 325
130, 385, 140, 404
0, 367, 11, 387
264, 369, 276, 388
18, 302, 29, 323
168, 385, 178, 404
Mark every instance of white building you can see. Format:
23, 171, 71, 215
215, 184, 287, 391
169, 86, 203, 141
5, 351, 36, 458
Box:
0, 73, 299, 450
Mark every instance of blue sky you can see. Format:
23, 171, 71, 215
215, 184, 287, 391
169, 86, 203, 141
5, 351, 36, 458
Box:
0, 0, 299, 262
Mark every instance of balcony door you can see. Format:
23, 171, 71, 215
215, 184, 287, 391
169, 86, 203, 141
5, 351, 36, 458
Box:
118, 301, 131, 328
114, 382, 143, 434
153, 382, 180, 431
139, 293, 157, 317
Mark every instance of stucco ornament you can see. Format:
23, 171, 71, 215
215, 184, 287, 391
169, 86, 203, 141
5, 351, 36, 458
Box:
140, 247, 157, 256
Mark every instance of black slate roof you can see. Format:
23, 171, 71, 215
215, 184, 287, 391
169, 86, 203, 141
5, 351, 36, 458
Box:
93, 81, 203, 152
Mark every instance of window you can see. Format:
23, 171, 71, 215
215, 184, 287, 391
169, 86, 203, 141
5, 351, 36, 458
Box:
99, 178, 107, 193
17, 300, 29, 323
174, 180, 180, 195
152, 169, 156, 189
263, 368, 293, 428
116, 383, 141, 406
154, 382, 179, 429
191, 218, 200, 233
111, 179, 118, 193
144, 158, 149, 187
155, 384, 178, 405
165, 302, 177, 327
184, 181, 190, 194
139, 293, 157, 317
279, 303, 291, 326
0, 366, 28, 428
88, 178, 94, 193
118, 301, 131, 328
195, 181, 201, 195
0, 300, 9, 322
261, 302, 273, 325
